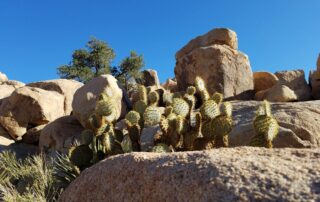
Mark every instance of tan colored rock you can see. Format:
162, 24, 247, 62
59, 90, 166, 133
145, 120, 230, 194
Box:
175, 44, 254, 100
309, 70, 320, 99
265, 84, 298, 102
4, 80, 25, 88
275, 69, 311, 101
60, 147, 320, 202
230, 101, 320, 148
176, 28, 238, 59
27, 79, 83, 115
162, 78, 178, 92
254, 88, 270, 101
0, 72, 8, 83
39, 116, 84, 153
0, 125, 14, 146
0, 80, 25, 100
142, 69, 160, 87
0, 87, 65, 140
253, 71, 278, 92
72, 75, 128, 128
22, 124, 46, 144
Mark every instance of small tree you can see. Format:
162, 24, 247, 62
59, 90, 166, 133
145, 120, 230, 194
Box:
111, 51, 145, 85
58, 37, 115, 83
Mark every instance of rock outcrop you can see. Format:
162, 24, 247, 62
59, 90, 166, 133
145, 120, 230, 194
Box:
262, 84, 298, 102
0, 80, 25, 100
27, 79, 83, 115
230, 101, 320, 148
0, 72, 8, 83
175, 28, 253, 100
253, 71, 278, 92
0, 86, 65, 139
39, 116, 84, 153
0, 125, 14, 146
72, 75, 128, 128
161, 78, 178, 92
275, 69, 311, 101
59, 147, 320, 202
142, 69, 160, 87
309, 54, 320, 99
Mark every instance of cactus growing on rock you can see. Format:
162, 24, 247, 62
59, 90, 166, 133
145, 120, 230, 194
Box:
250, 100, 279, 148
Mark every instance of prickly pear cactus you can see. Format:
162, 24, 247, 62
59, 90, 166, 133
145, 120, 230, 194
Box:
212, 92, 223, 105
200, 100, 220, 120
210, 102, 233, 147
95, 94, 118, 123
152, 143, 171, 153
125, 110, 141, 125
172, 98, 190, 118
195, 76, 210, 102
133, 100, 148, 116
137, 84, 148, 104
148, 91, 159, 106
250, 100, 279, 148
143, 106, 161, 127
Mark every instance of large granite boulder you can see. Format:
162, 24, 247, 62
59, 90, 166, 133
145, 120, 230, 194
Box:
39, 116, 84, 153
59, 147, 320, 202
27, 79, 83, 115
175, 28, 253, 100
72, 75, 129, 128
0, 87, 65, 140
176, 28, 238, 59
253, 71, 278, 92
0, 125, 14, 146
230, 101, 320, 148
275, 69, 311, 101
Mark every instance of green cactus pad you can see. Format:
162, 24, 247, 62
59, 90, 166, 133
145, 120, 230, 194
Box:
125, 110, 141, 125
143, 106, 161, 127
201, 120, 212, 140
95, 97, 117, 123
163, 92, 174, 106
200, 100, 220, 120
121, 135, 133, 153
186, 86, 196, 95
211, 115, 233, 147
172, 98, 190, 118
160, 117, 169, 134
212, 92, 224, 105
68, 145, 93, 168
148, 91, 160, 106
195, 76, 206, 91
137, 84, 148, 103
152, 143, 171, 153
221, 102, 232, 117
133, 100, 148, 115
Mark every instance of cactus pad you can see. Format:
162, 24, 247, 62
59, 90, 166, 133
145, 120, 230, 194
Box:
212, 92, 223, 105
143, 106, 161, 127
200, 100, 220, 120
133, 100, 148, 115
172, 98, 190, 118
152, 143, 171, 153
148, 91, 160, 106
125, 110, 141, 125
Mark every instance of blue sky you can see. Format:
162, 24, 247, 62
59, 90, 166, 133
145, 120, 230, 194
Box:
0, 0, 319, 83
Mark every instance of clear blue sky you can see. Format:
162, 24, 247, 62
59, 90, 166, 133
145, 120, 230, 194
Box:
0, 0, 319, 83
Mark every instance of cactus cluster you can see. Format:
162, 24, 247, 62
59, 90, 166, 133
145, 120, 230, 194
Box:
67, 77, 280, 172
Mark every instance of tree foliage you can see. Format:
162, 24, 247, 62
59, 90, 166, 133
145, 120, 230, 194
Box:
58, 37, 144, 84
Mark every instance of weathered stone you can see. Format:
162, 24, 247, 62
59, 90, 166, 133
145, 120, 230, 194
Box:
4, 80, 25, 88
265, 84, 298, 102
140, 125, 160, 151
161, 78, 178, 92
254, 88, 270, 101
253, 71, 278, 92
309, 71, 320, 99
72, 75, 128, 128
60, 147, 320, 202
230, 101, 320, 148
22, 124, 46, 144
142, 69, 160, 87
175, 44, 254, 100
27, 79, 83, 115
176, 28, 238, 59
0, 87, 65, 139
275, 69, 311, 101
39, 116, 84, 153
0, 125, 14, 146
0, 80, 25, 100
0, 72, 8, 83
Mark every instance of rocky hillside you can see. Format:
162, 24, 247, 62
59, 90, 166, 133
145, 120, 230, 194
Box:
0, 27, 319, 201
